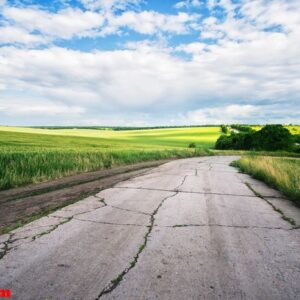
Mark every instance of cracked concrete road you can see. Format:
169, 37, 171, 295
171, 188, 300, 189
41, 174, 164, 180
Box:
0, 156, 300, 300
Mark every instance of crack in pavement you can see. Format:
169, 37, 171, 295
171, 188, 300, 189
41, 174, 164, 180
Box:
73, 218, 147, 227
170, 224, 290, 231
94, 195, 150, 216
95, 191, 178, 299
245, 183, 297, 227
113, 186, 259, 198
31, 217, 72, 241
107, 205, 151, 216
174, 175, 188, 192
0, 233, 19, 260
0, 199, 108, 260
0, 216, 73, 261
197, 159, 212, 164
0, 194, 152, 261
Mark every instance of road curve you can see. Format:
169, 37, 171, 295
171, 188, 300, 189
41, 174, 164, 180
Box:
0, 156, 300, 300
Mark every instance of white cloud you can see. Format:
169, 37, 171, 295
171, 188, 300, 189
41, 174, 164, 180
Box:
175, 42, 206, 54
1, 37, 299, 124
174, 0, 201, 9
185, 105, 259, 124
105, 11, 199, 35
0, 4, 198, 45
200, 0, 300, 43
0, 98, 85, 116
183, 103, 300, 125
0, 26, 48, 45
2, 7, 104, 40
80, 0, 141, 11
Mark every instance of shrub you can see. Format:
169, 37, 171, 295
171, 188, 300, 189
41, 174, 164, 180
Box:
215, 135, 232, 149
253, 125, 293, 151
188, 142, 196, 148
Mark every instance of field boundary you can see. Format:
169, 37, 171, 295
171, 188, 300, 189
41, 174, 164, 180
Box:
0, 159, 170, 234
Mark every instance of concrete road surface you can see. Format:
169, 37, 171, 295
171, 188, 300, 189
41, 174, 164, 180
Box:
1, 156, 300, 300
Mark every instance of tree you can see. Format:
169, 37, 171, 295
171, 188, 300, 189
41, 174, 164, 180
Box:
220, 125, 228, 134
254, 125, 292, 151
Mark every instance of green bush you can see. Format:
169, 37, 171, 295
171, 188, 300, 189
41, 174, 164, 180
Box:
253, 125, 293, 151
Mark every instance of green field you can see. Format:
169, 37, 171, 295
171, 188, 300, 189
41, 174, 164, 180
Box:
0, 126, 220, 190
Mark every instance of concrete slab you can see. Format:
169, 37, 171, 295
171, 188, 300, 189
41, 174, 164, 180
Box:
266, 197, 300, 226
247, 182, 284, 198
97, 188, 173, 215
0, 219, 148, 300
155, 192, 291, 229
179, 172, 253, 196
103, 227, 300, 300
116, 173, 185, 191
51, 196, 105, 218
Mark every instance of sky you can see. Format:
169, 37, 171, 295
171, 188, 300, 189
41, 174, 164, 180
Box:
0, 0, 299, 126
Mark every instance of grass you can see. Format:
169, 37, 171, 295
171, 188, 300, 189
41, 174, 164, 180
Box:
0, 126, 219, 190
232, 156, 300, 204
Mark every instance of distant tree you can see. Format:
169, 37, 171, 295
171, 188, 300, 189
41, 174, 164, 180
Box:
220, 125, 228, 134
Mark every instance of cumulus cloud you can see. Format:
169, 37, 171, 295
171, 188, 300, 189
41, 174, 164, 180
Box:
174, 0, 201, 10
80, 0, 141, 12
0, 97, 85, 116
0, 26, 48, 45
105, 11, 199, 35
1, 6, 104, 41
183, 103, 300, 125
0, 4, 198, 45
184, 105, 259, 124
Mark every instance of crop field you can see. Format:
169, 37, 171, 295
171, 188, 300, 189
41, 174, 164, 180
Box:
288, 126, 300, 135
0, 126, 220, 190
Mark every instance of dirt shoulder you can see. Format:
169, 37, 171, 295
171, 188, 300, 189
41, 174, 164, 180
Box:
0, 160, 169, 234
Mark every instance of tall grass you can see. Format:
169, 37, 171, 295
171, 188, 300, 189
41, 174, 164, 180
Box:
233, 156, 300, 204
0, 148, 209, 190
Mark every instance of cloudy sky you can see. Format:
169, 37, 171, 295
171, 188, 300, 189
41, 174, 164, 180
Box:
0, 0, 299, 126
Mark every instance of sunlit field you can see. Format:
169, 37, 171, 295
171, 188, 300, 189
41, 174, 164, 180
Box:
0, 126, 220, 190
0, 126, 220, 149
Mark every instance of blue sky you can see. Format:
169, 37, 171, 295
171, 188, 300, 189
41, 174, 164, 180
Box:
0, 0, 299, 126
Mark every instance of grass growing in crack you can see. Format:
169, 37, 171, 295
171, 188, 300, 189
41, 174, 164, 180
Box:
245, 183, 296, 226
232, 156, 300, 205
